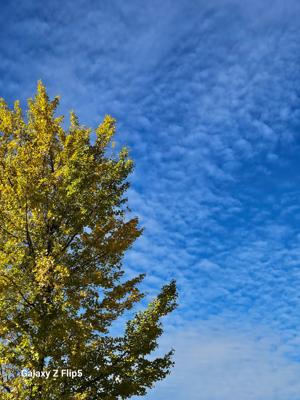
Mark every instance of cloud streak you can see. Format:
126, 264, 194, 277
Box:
142, 319, 300, 400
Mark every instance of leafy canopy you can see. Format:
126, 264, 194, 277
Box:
0, 82, 177, 400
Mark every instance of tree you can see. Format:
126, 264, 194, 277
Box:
0, 82, 177, 400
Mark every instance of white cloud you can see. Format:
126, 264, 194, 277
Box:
143, 320, 300, 400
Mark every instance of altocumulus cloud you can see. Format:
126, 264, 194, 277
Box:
1, 0, 300, 398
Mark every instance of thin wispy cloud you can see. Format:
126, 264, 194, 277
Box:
143, 319, 300, 400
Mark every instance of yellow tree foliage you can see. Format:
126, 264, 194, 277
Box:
0, 82, 177, 400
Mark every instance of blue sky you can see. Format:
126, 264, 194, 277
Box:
1, 0, 300, 398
